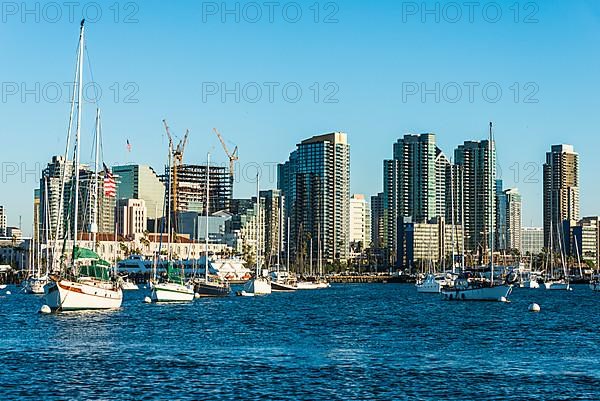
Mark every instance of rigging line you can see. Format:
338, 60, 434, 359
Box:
84, 44, 101, 106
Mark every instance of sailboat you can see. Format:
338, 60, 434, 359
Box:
24, 177, 53, 295
149, 120, 195, 302
44, 22, 123, 311
194, 153, 230, 297
542, 179, 571, 291
441, 122, 513, 302
271, 199, 297, 292
240, 174, 271, 296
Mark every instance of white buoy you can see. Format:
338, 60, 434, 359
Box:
498, 296, 508, 303
143, 296, 152, 304
5, 290, 11, 295
194, 293, 201, 299
39, 305, 52, 314
528, 303, 541, 312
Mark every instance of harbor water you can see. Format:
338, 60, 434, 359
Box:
1, 284, 599, 400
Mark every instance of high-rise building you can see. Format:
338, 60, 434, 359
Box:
226, 197, 265, 258
116, 199, 147, 239
113, 165, 166, 223
394, 134, 437, 222
370, 193, 384, 249
496, 180, 507, 250
163, 164, 232, 216
79, 170, 116, 235
260, 190, 285, 266
573, 217, 600, 269
454, 139, 496, 252
349, 194, 371, 252
0, 205, 6, 237
382, 159, 400, 256
382, 134, 450, 266
543, 144, 579, 250
521, 227, 544, 255
505, 188, 522, 251
278, 132, 350, 263
435, 149, 452, 221
40, 156, 75, 240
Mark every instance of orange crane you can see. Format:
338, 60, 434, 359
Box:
213, 128, 238, 181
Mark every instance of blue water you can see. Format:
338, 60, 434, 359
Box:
1, 284, 599, 400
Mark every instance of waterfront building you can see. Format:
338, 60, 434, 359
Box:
113, 165, 165, 228
543, 144, 579, 250
33, 190, 40, 243
278, 132, 350, 263
226, 197, 265, 259
382, 134, 451, 266
350, 194, 371, 253
521, 227, 544, 255
382, 158, 400, 258
397, 217, 463, 270
496, 180, 507, 250
505, 188, 522, 252
0, 205, 7, 237
79, 170, 116, 234
40, 156, 75, 240
370, 192, 384, 249
260, 190, 285, 266
573, 217, 600, 269
454, 139, 496, 252
116, 199, 147, 239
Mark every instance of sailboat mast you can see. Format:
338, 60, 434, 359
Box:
286, 216, 290, 271
255, 174, 260, 277
309, 237, 313, 276
460, 169, 465, 270
44, 177, 50, 275
167, 142, 173, 261
277, 195, 281, 270
91, 108, 100, 250
318, 222, 322, 277
71, 19, 85, 267
450, 160, 456, 274
489, 122, 495, 285
205, 153, 210, 284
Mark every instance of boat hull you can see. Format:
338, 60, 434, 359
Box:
150, 282, 195, 302
195, 282, 230, 297
544, 281, 571, 291
44, 278, 123, 311
271, 281, 297, 292
24, 277, 48, 294
243, 278, 271, 295
442, 284, 512, 301
121, 281, 139, 291
296, 281, 320, 290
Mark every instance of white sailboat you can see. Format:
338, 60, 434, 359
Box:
441, 122, 512, 302
271, 199, 297, 292
149, 120, 195, 302
543, 179, 572, 291
240, 174, 271, 296
44, 21, 123, 311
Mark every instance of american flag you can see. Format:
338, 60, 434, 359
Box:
103, 163, 116, 197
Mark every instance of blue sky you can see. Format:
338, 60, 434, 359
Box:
1, 0, 600, 234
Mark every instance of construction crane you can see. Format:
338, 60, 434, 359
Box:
213, 128, 238, 180
163, 119, 189, 240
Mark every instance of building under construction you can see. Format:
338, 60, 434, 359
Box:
163, 164, 232, 215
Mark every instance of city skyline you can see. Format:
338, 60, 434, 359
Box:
2, 1, 600, 234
